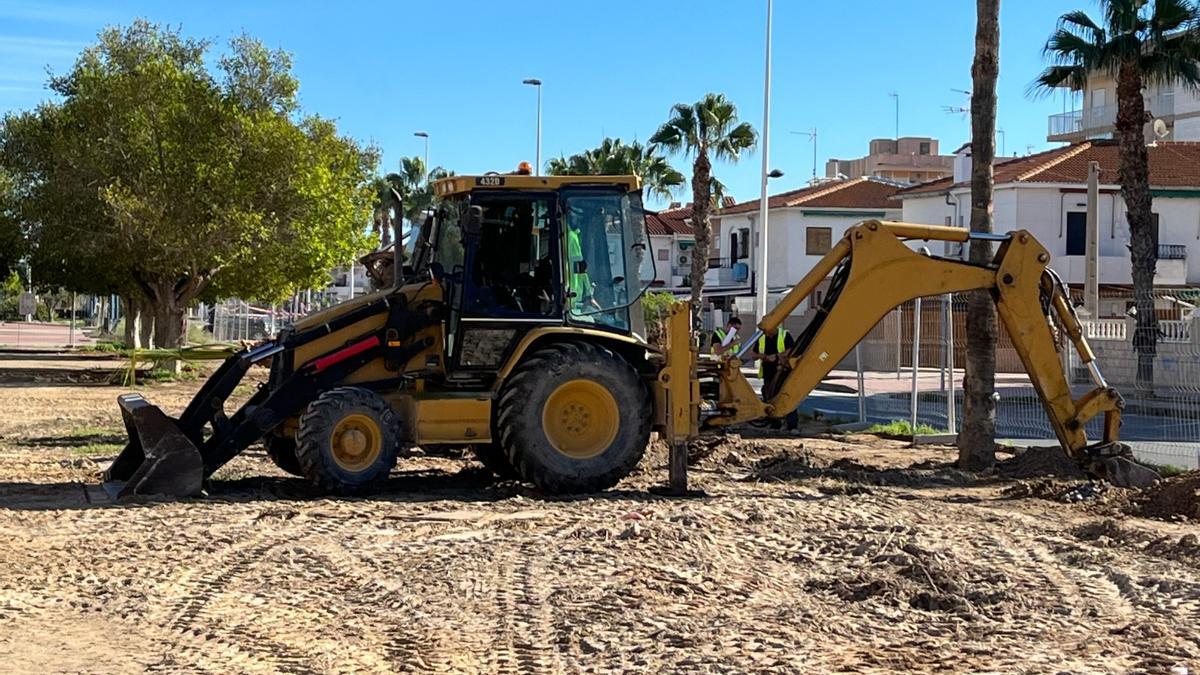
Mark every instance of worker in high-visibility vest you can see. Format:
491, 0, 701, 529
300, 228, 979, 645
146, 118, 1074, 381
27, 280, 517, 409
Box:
710, 317, 743, 356
566, 221, 600, 316
751, 325, 800, 431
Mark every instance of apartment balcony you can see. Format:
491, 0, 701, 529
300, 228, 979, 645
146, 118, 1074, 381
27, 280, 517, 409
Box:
1047, 92, 1175, 143
702, 256, 751, 288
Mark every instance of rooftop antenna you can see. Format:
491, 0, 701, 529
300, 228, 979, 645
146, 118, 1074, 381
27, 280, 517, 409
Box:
790, 128, 818, 181
1152, 118, 1170, 144
888, 92, 899, 139
997, 128, 1006, 156
942, 87, 972, 118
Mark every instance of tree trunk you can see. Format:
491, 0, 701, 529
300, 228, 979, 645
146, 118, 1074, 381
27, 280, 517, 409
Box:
1116, 60, 1158, 391
688, 150, 713, 332
137, 297, 154, 349
122, 294, 139, 349
958, 0, 1000, 472
152, 301, 187, 348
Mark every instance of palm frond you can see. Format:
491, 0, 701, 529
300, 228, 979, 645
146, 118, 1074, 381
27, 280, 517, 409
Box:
1148, 0, 1197, 34
1059, 9, 1107, 43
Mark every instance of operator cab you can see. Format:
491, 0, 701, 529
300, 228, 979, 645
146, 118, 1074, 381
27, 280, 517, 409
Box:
414, 168, 653, 374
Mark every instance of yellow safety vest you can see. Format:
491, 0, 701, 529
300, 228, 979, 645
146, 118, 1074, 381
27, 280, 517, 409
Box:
567, 227, 592, 312
757, 329, 789, 378
712, 327, 741, 355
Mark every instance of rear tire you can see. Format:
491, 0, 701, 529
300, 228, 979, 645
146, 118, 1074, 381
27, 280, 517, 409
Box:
295, 387, 401, 494
497, 342, 650, 494
264, 434, 303, 477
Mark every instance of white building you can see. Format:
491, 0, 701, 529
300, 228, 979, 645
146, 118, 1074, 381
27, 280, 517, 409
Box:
711, 177, 904, 323
1047, 72, 1200, 144
646, 201, 752, 295
896, 141, 1200, 317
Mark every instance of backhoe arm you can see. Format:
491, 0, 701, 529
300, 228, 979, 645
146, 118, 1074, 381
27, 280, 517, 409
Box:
709, 220, 1146, 482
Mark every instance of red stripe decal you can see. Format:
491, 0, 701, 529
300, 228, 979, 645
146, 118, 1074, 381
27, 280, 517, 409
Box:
309, 335, 380, 373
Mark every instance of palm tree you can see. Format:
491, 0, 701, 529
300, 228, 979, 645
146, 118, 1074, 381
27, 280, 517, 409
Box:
650, 94, 757, 321
546, 137, 685, 202
1033, 0, 1200, 388
369, 157, 455, 247
960, 0, 1001, 472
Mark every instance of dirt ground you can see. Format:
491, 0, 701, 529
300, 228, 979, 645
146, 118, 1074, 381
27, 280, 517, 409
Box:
0, 355, 1198, 674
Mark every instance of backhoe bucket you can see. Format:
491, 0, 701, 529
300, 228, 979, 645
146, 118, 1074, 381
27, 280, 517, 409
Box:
1084, 442, 1161, 490
103, 393, 204, 499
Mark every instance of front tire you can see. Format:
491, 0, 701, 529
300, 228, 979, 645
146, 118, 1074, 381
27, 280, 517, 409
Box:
264, 433, 303, 477
497, 342, 650, 494
295, 387, 401, 494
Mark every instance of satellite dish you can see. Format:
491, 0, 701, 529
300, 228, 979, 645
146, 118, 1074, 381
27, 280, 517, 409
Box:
1153, 118, 1170, 139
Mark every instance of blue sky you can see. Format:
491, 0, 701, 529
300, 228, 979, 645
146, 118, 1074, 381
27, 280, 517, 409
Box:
1, 0, 1090, 207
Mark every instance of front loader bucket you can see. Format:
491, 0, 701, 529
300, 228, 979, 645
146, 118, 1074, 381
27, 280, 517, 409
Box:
103, 393, 204, 499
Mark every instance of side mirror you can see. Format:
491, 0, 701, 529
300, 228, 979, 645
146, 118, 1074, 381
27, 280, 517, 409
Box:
464, 205, 484, 238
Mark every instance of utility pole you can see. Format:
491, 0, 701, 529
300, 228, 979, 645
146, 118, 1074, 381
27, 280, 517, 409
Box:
1084, 161, 1100, 317
755, 0, 774, 324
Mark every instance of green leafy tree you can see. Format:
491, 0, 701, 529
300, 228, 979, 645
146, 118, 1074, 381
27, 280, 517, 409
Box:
0, 21, 377, 347
546, 137, 685, 202
1032, 0, 1200, 387
650, 94, 756, 321
0, 169, 23, 278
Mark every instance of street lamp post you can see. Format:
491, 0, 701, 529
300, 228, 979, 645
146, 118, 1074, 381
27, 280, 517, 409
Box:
413, 131, 429, 179
755, 0, 774, 325
522, 78, 542, 175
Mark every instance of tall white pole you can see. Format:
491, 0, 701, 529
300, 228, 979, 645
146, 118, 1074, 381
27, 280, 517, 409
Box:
755, 0, 773, 324
535, 84, 542, 176
523, 79, 543, 175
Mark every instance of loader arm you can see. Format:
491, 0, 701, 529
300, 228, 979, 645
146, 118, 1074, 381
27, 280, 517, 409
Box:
705, 220, 1153, 486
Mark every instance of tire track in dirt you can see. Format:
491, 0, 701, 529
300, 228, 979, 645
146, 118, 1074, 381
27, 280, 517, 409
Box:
145, 516, 317, 673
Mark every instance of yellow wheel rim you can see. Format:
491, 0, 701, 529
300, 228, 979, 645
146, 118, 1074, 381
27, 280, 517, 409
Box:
542, 379, 619, 459
330, 413, 383, 472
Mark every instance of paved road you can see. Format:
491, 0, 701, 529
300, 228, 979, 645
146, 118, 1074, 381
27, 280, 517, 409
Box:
792, 382, 1200, 469
0, 321, 94, 348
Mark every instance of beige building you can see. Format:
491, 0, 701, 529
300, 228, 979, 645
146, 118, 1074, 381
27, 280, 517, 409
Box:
825, 137, 954, 185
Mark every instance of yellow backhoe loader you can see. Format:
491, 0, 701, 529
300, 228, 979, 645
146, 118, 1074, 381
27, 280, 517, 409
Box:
103, 168, 1157, 499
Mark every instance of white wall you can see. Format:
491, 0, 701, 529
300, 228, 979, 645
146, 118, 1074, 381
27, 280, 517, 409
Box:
1174, 115, 1200, 141
649, 234, 673, 284
902, 185, 1200, 285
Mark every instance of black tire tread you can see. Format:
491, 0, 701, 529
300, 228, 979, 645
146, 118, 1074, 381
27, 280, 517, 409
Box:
496, 341, 650, 494
295, 386, 401, 494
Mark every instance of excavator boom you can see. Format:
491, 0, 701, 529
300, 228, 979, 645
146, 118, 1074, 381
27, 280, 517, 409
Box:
686, 220, 1157, 488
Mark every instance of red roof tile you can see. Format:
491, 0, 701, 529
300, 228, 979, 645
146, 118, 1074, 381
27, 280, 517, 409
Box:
715, 177, 903, 215
896, 141, 1200, 197
646, 205, 693, 236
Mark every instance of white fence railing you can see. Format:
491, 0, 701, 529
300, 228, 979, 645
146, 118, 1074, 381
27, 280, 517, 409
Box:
1162, 319, 1191, 344
1083, 319, 1127, 341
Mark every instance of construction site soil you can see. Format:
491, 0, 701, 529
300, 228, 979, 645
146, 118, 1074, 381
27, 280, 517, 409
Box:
0, 355, 1197, 673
